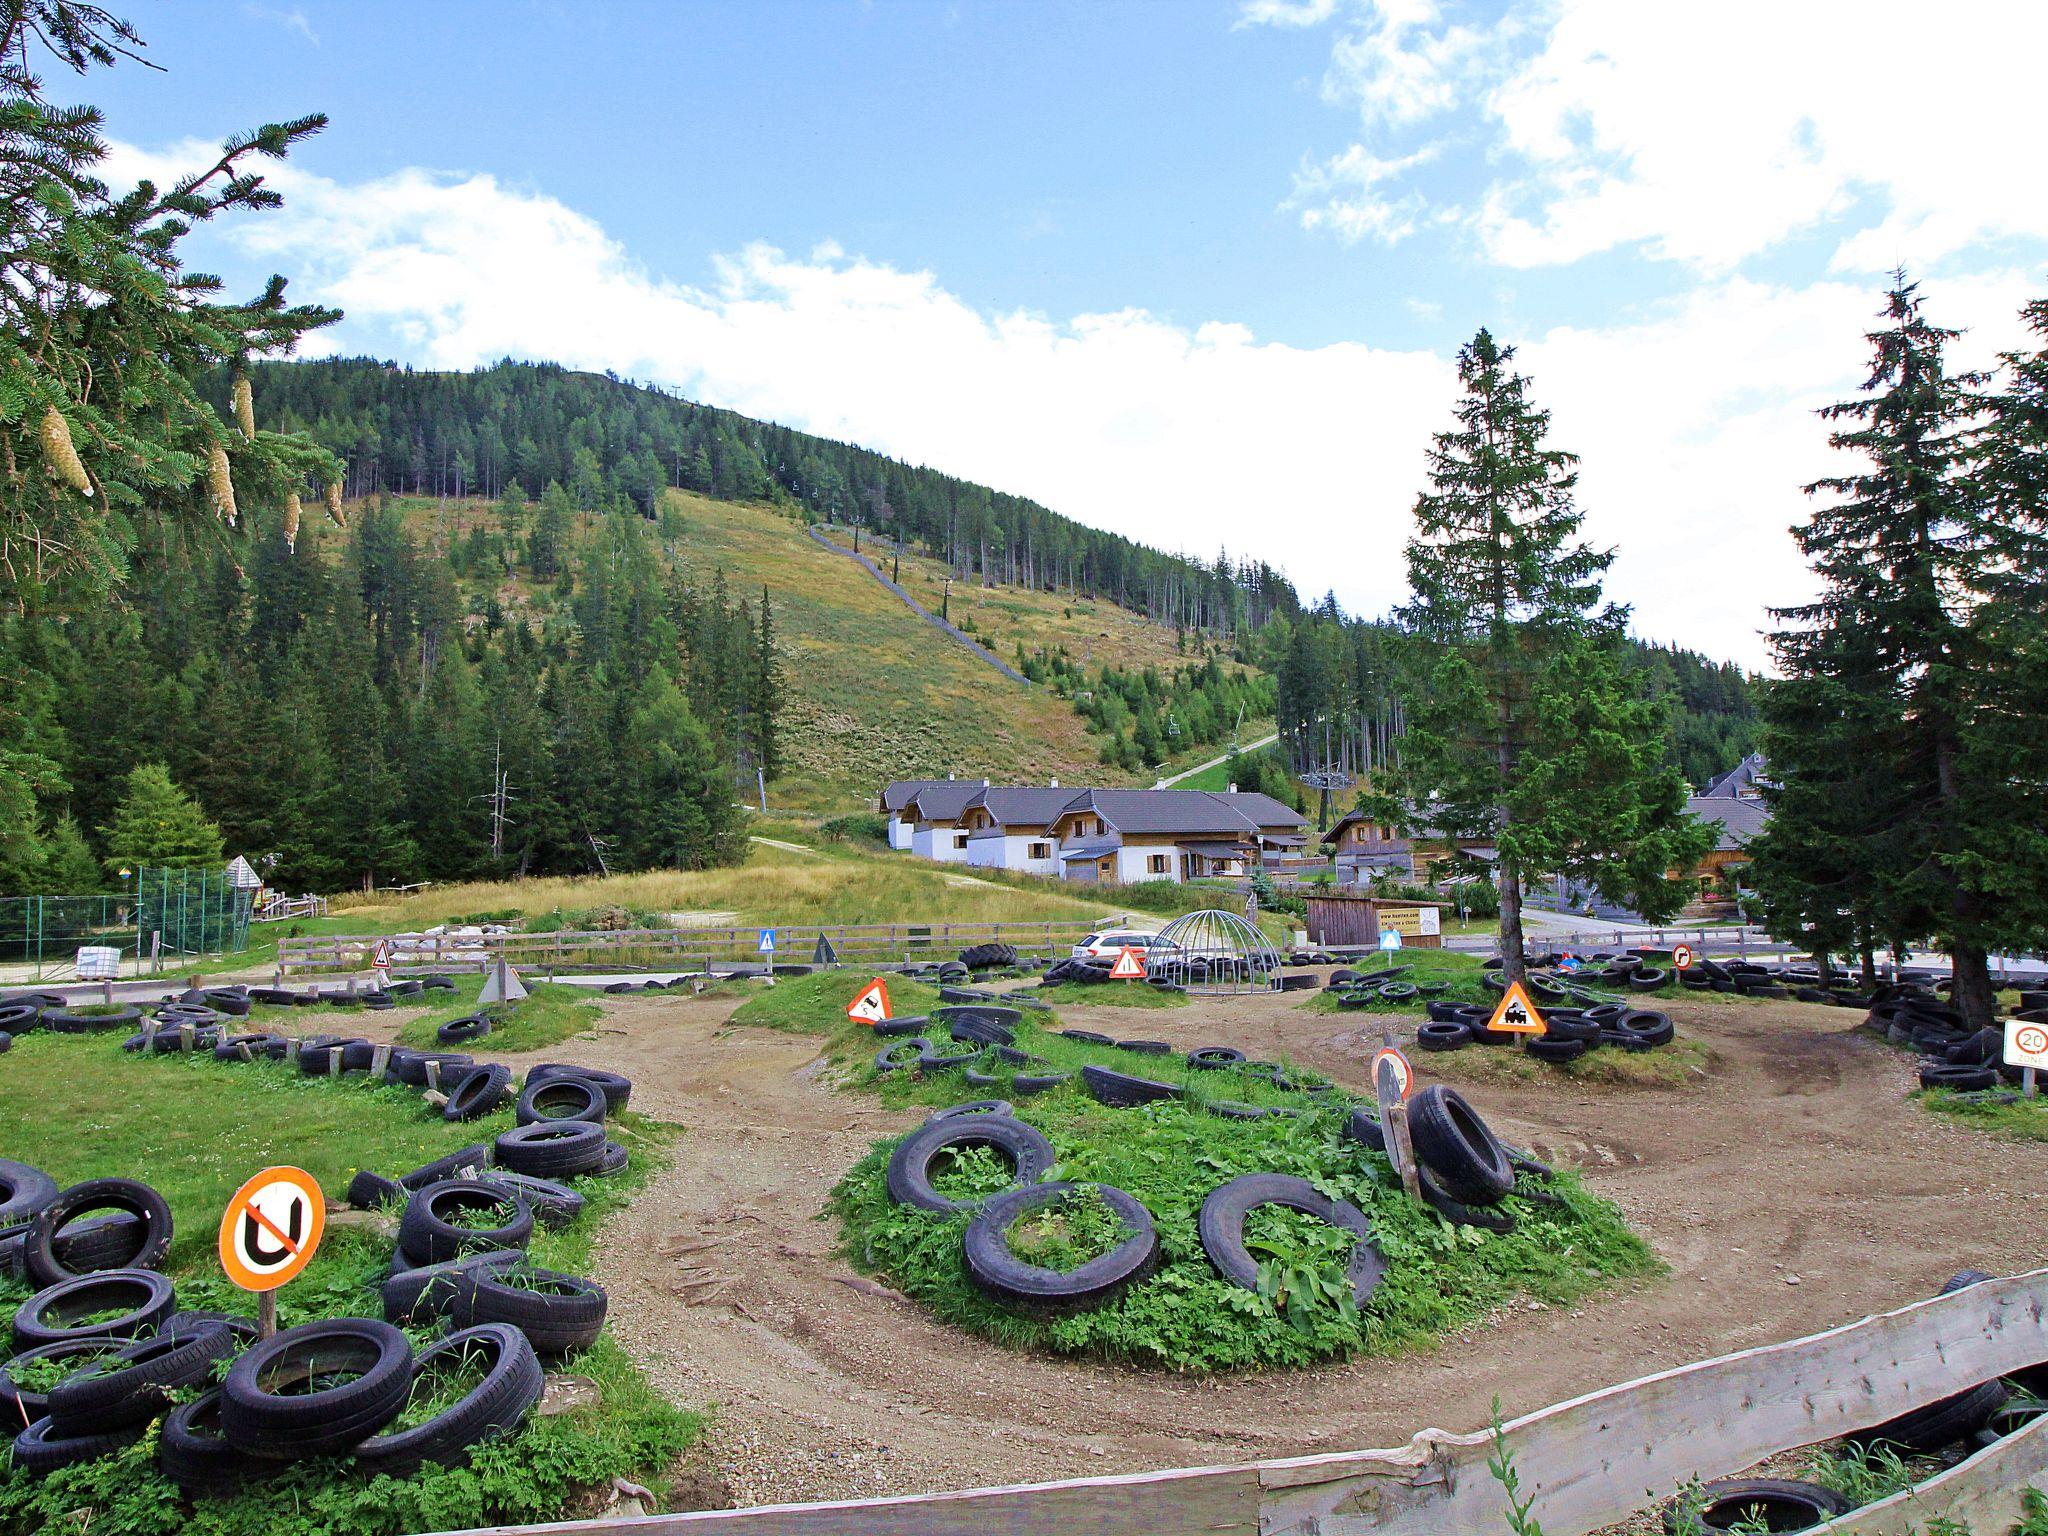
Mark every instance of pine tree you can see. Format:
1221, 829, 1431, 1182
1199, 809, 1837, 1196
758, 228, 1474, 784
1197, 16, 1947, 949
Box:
1368, 329, 1708, 985
99, 763, 224, 874
617, 673, 738, 869
37, 813, 100, 893
753, 586, 784, 781
0, 3, 340, 602
1763, 280, 2034, 1028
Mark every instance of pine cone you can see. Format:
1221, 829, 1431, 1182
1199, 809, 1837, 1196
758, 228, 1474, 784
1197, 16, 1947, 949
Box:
324, 476, 347, 529
232, 373, 256, 440
283, 491, 302, 551
208, 442, 238, 525
40, 406, 91, 494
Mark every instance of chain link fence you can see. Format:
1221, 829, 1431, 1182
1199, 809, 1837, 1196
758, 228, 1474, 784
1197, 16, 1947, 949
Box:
0, 868, 253, 979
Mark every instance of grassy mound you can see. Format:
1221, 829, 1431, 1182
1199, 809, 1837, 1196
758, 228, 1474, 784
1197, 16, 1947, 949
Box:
391, 981, 601, 1052
1418, 1038, 1714, 1088
1918, 1086, 2048, 1142
0, 1031, 698, 1536
1027, 982, 1188, 1009
742, 974, 1657, 1373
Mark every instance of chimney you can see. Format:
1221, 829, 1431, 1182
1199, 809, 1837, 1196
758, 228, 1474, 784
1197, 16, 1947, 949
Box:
947, 771, 956, 780
1227, 782, 1238, 793
981, 778, 990, 788
1049, 777, 1059, 788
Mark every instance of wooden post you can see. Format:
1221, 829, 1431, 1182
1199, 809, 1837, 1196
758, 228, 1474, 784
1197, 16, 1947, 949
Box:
257, 1290, 277, 1340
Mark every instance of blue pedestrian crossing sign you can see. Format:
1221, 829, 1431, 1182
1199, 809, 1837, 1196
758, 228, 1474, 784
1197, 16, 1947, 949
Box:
758, 929, 777, 954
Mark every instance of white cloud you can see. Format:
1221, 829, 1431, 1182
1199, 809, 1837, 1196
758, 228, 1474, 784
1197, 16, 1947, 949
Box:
1234, 0, 1339, 28
1290, 142, 1441, 243
1321, 0, 1495, 128
106, 141, 2043, 669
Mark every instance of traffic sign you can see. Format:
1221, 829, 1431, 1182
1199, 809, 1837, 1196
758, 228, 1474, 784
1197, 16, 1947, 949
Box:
757, 929, 777, 954
812, 933, 838, 966
2006, 1019, 2048, 1070
219, 1166, 325, 1293
1379, 929, 1403, 952
1109, 947, 1147, 981
1672, 944, 1694, 971
1485, 980, 1548, 1036
371, 938, 391, 970
846, 978, 892, 1025
1370, 1044, 1412, 1100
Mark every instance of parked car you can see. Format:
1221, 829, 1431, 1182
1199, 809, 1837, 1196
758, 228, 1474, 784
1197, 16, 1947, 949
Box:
1070, 931, 1175, 963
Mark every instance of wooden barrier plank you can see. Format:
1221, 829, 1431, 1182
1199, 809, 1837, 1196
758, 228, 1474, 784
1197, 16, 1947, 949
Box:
427, 1269, 2048, 1536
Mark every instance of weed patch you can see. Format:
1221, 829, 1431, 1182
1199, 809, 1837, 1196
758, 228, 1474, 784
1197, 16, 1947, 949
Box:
393, 982, 601, 1053
1917, 1087, 2048, 1142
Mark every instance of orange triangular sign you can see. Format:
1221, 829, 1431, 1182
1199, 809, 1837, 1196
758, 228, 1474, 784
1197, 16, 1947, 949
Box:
1108, 946, 1147, 980
1487, 980, 1547, 1035
846, 978, 892, 1025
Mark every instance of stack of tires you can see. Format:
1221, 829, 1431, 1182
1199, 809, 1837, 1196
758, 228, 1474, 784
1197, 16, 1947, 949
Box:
1326, 965, 1446, 1008
0, 991, 65, 1052
1411, 999, 1676, 1061
959, 941, 1019, 971
1869, 985, 2033, 1094
1343, 1086, 1547, 1232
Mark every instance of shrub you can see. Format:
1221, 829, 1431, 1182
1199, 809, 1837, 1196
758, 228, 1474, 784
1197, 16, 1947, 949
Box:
820, 812, 889, 844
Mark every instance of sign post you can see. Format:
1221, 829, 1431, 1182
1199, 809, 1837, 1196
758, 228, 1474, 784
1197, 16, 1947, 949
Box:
218, 1165, 326, 1338
1485, 979, 1548, 1038
758, 928, 777, 986
1109, 946, 1147, 981
1672, 943, 1694, 972
846, 978, 892, 1025
1371, 1034, 1421, 1202
1376, 928, 1402, 970
2006, 1019, 2048, 1099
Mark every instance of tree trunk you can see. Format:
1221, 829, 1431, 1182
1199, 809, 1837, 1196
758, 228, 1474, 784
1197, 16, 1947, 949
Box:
1949, 942, 1999, 1032
1498, 859, 1526, 989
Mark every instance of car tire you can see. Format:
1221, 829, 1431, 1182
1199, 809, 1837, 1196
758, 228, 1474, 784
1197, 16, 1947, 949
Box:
446, 1267, 608, 1356
23, 1180, 172, 1287
884, 1115, 1056, 1215
1079, 1064, 1183, 1108
220, 1318, 414, 1459
1405, 1086, 1514, 1205
1198, 1173, 1386, 1305
962, 1182, 1159, 1313
349, 1322, 545, 1476
399, 1181, 533, 1266
13, 1269, 177, 1350
493, 1121, 608, 1179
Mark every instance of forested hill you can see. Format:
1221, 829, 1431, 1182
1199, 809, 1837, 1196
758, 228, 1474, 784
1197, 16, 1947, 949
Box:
233, 358, 1301, 637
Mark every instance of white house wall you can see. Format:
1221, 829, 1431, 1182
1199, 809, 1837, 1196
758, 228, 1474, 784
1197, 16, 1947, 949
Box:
1112, 844, 1181, 884
965, 834, 1062, 877
911, 824, 972, 862
888, 815, 915, 851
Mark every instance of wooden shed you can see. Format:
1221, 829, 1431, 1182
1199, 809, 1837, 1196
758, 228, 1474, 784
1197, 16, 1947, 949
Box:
1302, 892, 1444, 950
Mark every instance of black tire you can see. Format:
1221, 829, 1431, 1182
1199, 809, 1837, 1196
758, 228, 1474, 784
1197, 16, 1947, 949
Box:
1542, 1012, 1602, 1044
399, 1180, 534, 1266
389, 1051, 475, 1089
875, 1037, 929, 1072
883, 1115, 1056, 1215
446, 1267, 609, 1356
0, 1160, 58, 1227
44, 1320, 237, 1434
916, 1041, 979, 1073
524, 1063, 634, 1112
962, 1182, 1159, 1312
1629, 969, 1669, 992
213, 1032, 289, 1062
159, 1387, 260, 1496
42, 1006, 143, 1033
10, 1414, 147, 1472
438, 1014, 492, 1045
221, 1318, 414, 1460
1620, 1010, 1676, 1046
1059, 1028, 1114, 1045
347, 1170, 406, 1211
591, 1141, 629, 1177
23, 1180, 172, 1287
1416, 1021, 1471, 1052
515, 1076, 609, 1126
398, 1145, 492, 1190
1115, 1039, 1173, 1056
1198, 1173, 1386, 1305
939, 1006, 1020, 1046
0, 1003, 40, 1034
1079, 1063, 1183, 1108
928, 1099, 1014, 1122
1418, 1165, 1516, 1231
350, 1322, 545, 1476
0, 1337, 131, 1422
1921, 1062, 1998, 1092
494, 1120, 608, 1179
1526, 1036, 1590, 1063
1405, 1086, 1513, 1205
1663, 1478, 1851, 1536
444, 1063, 515, 1121
198, 988, 251, 1017
476, 1173, 586, 1229
13, 1269, 177, 1350
1342, 1107, 1386, 1154
1188, 1047, 1246, 1070
380, 1250, 526, 1324
871, 1014, 930, 1039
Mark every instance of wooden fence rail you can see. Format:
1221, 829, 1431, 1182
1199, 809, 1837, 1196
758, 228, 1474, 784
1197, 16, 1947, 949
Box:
434, 1267, 2048, 1536
278, 919, 1117, 978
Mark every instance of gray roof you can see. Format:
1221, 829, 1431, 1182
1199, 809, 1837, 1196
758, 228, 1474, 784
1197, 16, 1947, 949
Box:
1054, 788, 1304, 838
961, 785, 1093, 829
881, 779, 953, 813
1060, 839, 1121, 862
902, 781, 985, 822
1686, 795, 1769, 852
1701, 754, 1769, 798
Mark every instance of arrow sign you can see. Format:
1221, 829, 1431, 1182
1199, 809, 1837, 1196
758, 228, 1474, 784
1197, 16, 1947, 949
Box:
846, 978, 891, 1025
1486, 979, 1548, 1036
1672, 943, 1694, 971
812, 933, 838, 966
1109, 946, 1147, 980
757, 929, 777, 954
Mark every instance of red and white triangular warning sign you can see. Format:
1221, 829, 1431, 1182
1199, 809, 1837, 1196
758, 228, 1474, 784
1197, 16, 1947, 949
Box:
846, 978, 892, 1025
1486, 979, 1547, 1035
1108, 946, 1147, 981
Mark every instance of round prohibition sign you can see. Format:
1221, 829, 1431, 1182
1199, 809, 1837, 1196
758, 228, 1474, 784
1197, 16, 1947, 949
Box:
2015, 1023, 2048, 1058
218, 1165, 326, 1291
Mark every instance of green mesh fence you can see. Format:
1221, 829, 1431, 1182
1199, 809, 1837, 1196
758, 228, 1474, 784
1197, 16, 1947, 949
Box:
0, 868, 253, 977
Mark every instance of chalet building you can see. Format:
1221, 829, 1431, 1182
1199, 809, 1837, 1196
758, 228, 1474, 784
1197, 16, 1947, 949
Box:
1678, 792, 1768, 916
875, 780, 1307, 884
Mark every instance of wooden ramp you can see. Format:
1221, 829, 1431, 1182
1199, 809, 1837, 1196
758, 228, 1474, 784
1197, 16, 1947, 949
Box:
445, 1267, 2048, 1536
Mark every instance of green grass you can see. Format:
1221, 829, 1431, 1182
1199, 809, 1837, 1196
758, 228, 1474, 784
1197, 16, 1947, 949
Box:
751, 975, 1658, 1372
0, 1031, 700, 1536
1917, 1086, 2048, 1141
1298, 949, 1495, 1011
729, 969, 947, 1031
1002, 1187, 1132, 1272
392, 982, 601, 1052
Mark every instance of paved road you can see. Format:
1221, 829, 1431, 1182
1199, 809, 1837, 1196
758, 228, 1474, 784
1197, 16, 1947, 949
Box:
1153, 731, 1279, 788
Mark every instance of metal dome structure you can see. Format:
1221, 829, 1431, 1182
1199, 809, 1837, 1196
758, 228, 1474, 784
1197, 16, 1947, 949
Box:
1152, 908, 1283, 997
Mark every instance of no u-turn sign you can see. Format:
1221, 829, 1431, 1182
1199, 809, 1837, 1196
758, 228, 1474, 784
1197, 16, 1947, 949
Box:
218, 1166, 326, 1292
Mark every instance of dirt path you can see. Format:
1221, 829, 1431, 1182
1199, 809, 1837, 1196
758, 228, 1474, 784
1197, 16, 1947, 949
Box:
483, 989, 2043, 1510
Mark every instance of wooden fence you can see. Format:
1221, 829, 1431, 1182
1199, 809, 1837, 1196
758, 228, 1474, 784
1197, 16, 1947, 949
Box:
436, 1267, 2048, 1536
278, 919, 1114, 978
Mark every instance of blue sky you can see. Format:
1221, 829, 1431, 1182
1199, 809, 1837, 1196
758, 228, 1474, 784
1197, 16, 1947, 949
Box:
94, 1, 2048, 664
